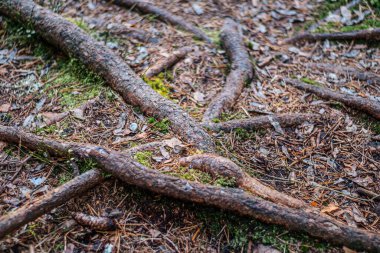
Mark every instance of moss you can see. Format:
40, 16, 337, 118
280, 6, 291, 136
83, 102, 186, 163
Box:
168, 166, 213, 184
341, 19, 380, 32
44, 58, 106, 109
214, 176, 237, 187
359, 114, 380, 134
58, 172, 73, 185
148, 117, 171, 134
65, 17, 91, 33
300, 77, 321, 87
142, 75, 171, 98
77, 158, 98, 173
234, 128, 252, 141
134, 151, 153, 168
316, 0, 349, 20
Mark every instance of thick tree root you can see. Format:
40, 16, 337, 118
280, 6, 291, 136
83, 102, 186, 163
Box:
282, 28, 380, 44
203, 113, 318, 132
179, 154, 306, 208
1, 126, 380, 252
306, 63, 380, 85
145, 47, 193, 78
284, 78, 380, 119
110, 0, 212, 43
203, 18, 253, 122
0, 169, 104, 239
0, 0, 214, 152
73, 212, 116, 231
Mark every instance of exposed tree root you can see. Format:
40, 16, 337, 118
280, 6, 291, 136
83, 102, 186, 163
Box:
203, 18, 253, 122
307, 0, 361, 32
110, 0, 212, 43
282, 28, 380, 44
203, 113, 318, 132
0, 0, 214, 152
284, 78, 380, 119
179, 154, 306, 208
306, 63, 380, 85
145, 47, 193, 78
1, 126, 380, 252
0, 169, 104, 239
72, 212, 116, 231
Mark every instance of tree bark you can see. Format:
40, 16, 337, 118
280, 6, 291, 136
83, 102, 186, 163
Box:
203, 18, 253, 122
306, 63, 380, 85
145, 46, 193, 78
179, 154, 306, 208
282, 28, 380, 44
1, 126, 380, 252
0, 169, 104, 239
203, 113, 318, 132
0, 0, 214, 152
110, 0, 212, 43
284, 78, 380, 119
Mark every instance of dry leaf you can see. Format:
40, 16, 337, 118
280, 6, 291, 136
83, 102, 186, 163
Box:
321, 203, 339, 213
0, 103, 11, 113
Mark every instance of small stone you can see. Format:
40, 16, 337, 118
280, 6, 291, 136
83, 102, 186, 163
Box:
129, 123, 138, 132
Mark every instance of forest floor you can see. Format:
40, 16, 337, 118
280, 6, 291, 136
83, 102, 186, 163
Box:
0, 0, 379, 252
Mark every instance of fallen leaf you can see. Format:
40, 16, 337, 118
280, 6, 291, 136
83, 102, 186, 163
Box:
321, 203, 339, 213
0, 103, 11, 112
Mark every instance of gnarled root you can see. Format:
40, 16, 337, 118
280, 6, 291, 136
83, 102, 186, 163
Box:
282, 28, 380, 44
203, 113, 319, 132
284, 78, 380, 119
179, 154, 306, 209
0, 169, 104, 238
0, 126, 380, 251
203, 18, 253, 122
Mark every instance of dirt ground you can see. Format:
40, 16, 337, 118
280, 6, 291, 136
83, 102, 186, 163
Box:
0, 0, 379, 252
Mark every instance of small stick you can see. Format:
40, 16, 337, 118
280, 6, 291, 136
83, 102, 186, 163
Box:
203, 18, 253, 122
203, 113, 319, 132
144, 47, 193, 78
282, 28, 380, 44
284, 78, 380, 119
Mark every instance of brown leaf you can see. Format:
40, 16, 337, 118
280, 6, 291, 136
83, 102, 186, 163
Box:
0, 103, 11, 113
321, 203, 339, 213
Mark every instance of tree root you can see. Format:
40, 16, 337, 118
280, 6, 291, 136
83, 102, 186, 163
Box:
203, 113, 319, 132
179, 154, 306, 208
72, 212, 116, 231
306, 63, 380, 85
0, 169, 104, 239
0, 0, 214, 152
1, 126, 380, 251
282, 28, 380, 44
110, 0, 212, 43
144, 47, 193, 78
203, 18, 253, 122
284, 78, 380, 119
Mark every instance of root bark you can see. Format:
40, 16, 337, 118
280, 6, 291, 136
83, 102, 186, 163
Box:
284, 78, 380, 119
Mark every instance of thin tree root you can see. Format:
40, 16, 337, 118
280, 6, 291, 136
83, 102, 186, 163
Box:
1, 126, 380, 252
0, 169, 104, 239
110, 0, 212, 43
306, 63, 380, 85
282, 28, 380, 44
0, 0, 214, 152
203, 113, 318, 132
284, 78, 380, 119
179, 154, 306, 208
203, 18, 253, 122
145, 47, 193, 78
